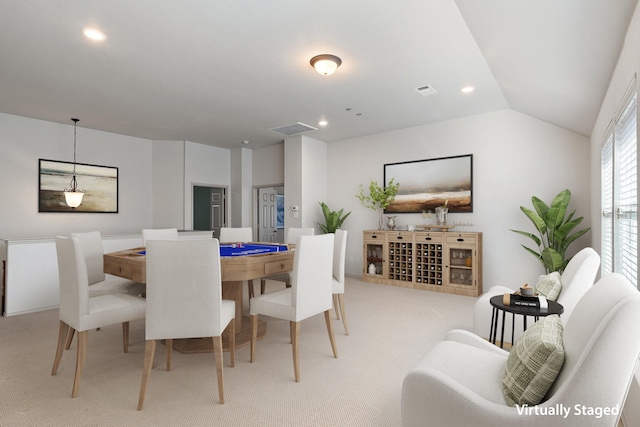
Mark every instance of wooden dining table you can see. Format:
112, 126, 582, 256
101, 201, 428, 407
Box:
103, 243, 294, 353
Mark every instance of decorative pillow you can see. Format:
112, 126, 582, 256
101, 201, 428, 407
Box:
535, 271, 562, 301
502, 314, 565, 406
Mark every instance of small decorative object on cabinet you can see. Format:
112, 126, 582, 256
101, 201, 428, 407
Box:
362, 230, 482, 297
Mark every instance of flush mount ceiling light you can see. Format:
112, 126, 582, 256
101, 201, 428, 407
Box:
63, 118, 85, 208
83, 27, 106, 41
310, 54, 342, 76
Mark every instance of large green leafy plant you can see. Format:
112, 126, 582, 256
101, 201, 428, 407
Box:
356, 178, 400, 229
317, 202, 351, 233
511, 189, 590, 274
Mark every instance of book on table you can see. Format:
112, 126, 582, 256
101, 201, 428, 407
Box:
502, 293, 548, 309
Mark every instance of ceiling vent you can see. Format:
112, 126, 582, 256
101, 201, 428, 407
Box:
269, 122, 318, 136
415, 84, 438, 96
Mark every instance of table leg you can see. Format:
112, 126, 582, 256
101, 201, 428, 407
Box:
490, 307, 497, 344
500, 310, 506, 349
511, 313, 515, 346
222, 280, 243, 330
523, 315, 527, 331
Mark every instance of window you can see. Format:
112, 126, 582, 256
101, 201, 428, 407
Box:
601, 83, 638, 288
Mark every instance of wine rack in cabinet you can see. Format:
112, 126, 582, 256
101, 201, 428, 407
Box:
387, 232, 414, 288
362, 230, 482, 297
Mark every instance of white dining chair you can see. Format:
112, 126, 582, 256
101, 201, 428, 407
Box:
51, 236, 146, 398
219, 227, 257, 297
65, 231, 145, 349
249, 233, 337, 382
142, 228, 178, 245
260, 227, 314, 294
331, 229, 349, 335
71, 231, 145, 297
137, 238, 235, 409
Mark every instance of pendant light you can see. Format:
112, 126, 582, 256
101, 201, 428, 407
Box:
63, 118, 85, 208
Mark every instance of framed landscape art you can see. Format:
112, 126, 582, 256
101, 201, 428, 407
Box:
384, 154, 473, 213
38, 159, 119, 213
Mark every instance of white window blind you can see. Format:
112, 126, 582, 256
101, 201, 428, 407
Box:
601, 131, 613, 275
601, 89, 637, 287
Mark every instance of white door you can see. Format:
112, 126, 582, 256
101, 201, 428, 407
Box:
259, 188, 278, 242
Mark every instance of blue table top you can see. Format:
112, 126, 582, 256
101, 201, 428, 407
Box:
219, 243, 288, 257
136, 243, 289, 257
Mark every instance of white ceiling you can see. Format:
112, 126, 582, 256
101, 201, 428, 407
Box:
0, 0, 636, 149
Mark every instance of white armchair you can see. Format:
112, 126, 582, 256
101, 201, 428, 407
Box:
473, 247, 600, 344
402, 273, 640, 427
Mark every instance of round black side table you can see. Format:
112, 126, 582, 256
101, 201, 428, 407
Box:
489, 295, 564, 348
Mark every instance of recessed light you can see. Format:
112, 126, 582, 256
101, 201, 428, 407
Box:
83, 27, 106, 41
318, 120, 328, 126
242, 140, 250, 145
461, 86, 475, 93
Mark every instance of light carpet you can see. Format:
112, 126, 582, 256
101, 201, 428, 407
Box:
0, 277, 477, 427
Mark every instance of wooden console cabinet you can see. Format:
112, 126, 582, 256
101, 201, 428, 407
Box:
363, 230, 483, 297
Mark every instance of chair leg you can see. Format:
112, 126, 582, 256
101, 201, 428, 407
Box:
229, 319, 236, 368
333, 294, 341, 320
137, 340, 157, 410
337, 294, 349, 335
250, 314, 259, 363
122, 322, 129, 353
324, 310, 338, 358
71, 330, 89, 398
291, 321, 300, 382
166, 339, 173, 371
65, 327, 75, 350
212, 336, 225, 404
52, 320, 70, 375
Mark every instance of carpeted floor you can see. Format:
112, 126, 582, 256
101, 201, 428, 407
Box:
0, 277, 477, 427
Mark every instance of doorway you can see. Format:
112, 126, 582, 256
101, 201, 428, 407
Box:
193, 186, 227, 238
257, 186, 284, 242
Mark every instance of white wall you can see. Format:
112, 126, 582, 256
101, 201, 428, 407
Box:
0, 112, 153, 239
284, 135, 328, 230
327, 109, 591, 288
284, 137, 303, 229
252, 143, 284, 186
183, 141, 230, 230
301, 136, 328, 230
152, 140, 185, 228
230, 147, 253, 227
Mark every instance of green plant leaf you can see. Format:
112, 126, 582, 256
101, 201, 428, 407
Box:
511, 189, 590, 274
317, 202, 351, 233
510, 229, 542, 247
531, 196, 549, 221
541, 247, 564, 274
520, 206, 546, 236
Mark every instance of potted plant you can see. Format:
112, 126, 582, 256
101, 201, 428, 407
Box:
356, 178, 400, 230
317, 202, 351, 233
511, 189, 590, 274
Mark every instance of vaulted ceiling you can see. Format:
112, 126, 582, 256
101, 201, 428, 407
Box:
0, 0, 637, 149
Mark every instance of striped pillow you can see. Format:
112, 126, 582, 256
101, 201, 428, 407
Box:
502, 314, 565, 406
535, 272, 562, 301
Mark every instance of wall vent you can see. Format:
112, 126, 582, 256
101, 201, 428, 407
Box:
415, 84, 438, 96
269, 122, 318, 136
